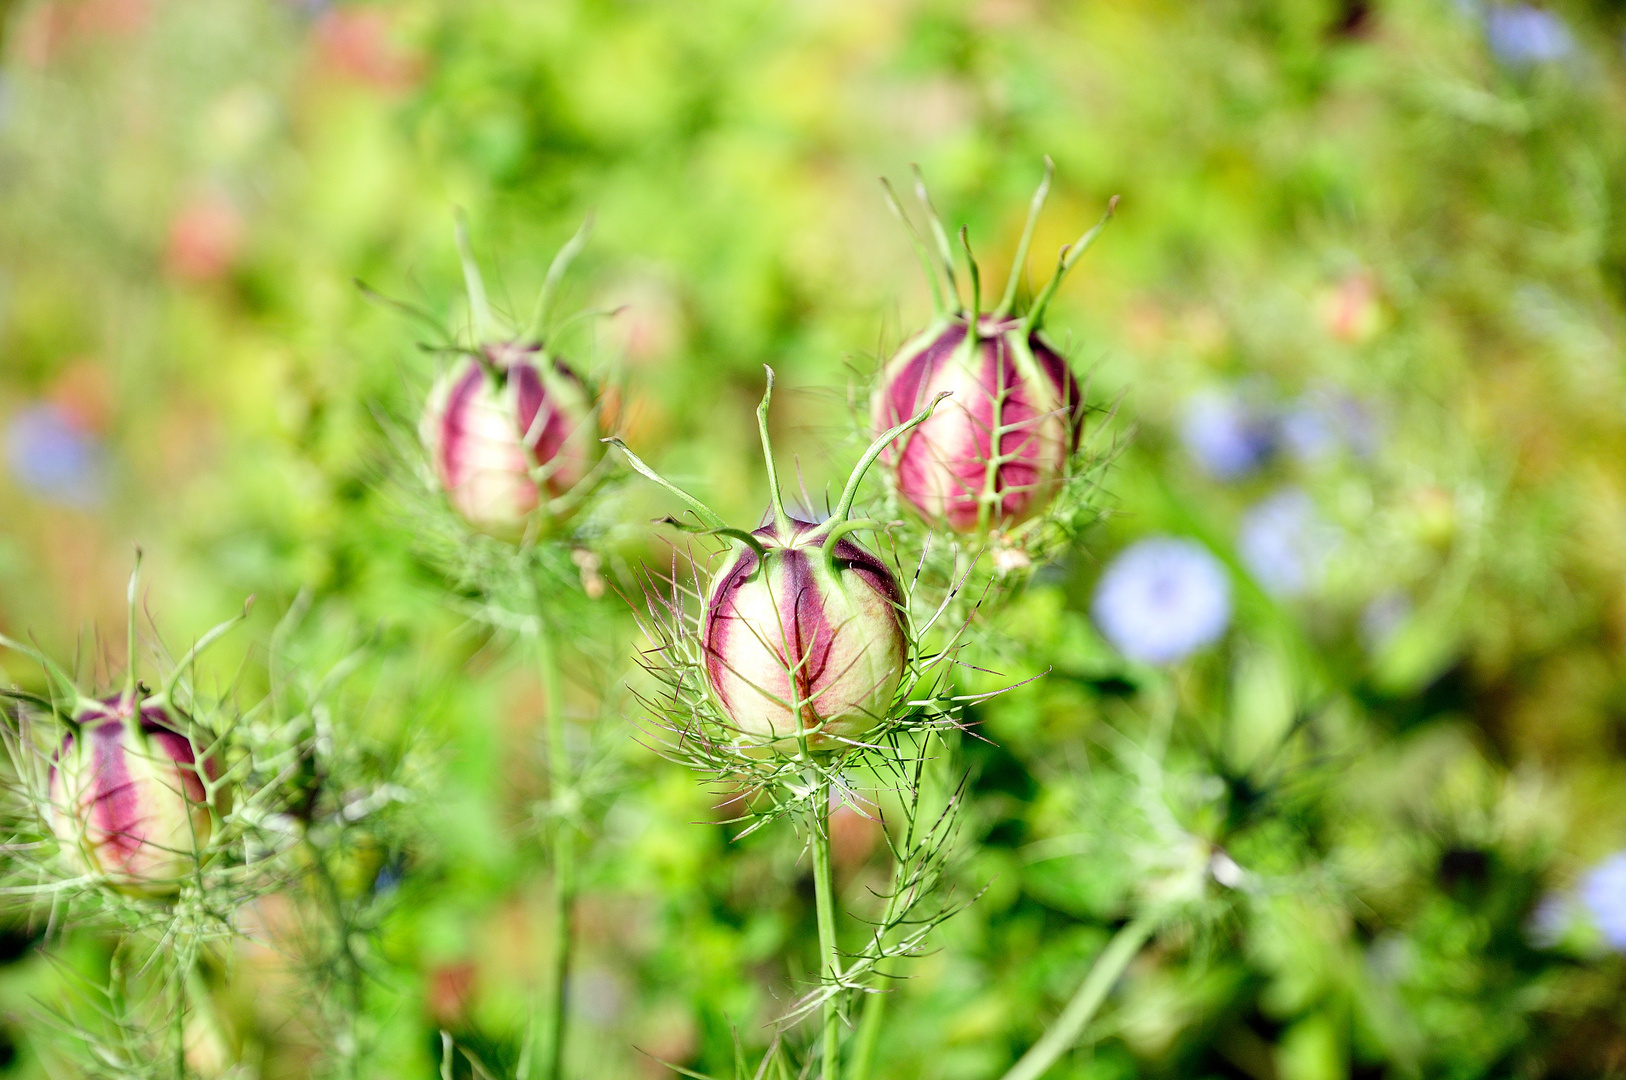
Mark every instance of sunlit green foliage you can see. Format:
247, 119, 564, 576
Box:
5, 0, 1626, 1077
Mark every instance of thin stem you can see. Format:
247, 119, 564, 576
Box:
1024, 196, 1119, 332
912, 165, 961, 313
122, 549, 141, 709
848, 981, 887, 1080
309, 839, 364, 1080
602, 438, 728, 531
851, 729, 941, 1080
526, 216, 594, 343
810, 773, 842, 1080
852, 725, 943, 1080
0, 633, 93, 715
997, 913, 1156, 1080
172, 955, 185, 1080
355, 278, 456, 344
517, 1001, 538, 1080
828, 391, 951, 525
880, 178, 947, 316
975, 324, 1009, 534
454, 210, 495, 345
757, 367, 792, 535
821, 519, 885, 565
995, 157, 1054, 318
534, 614, 576, 1080
184, 967, 231, 1080
960, 226, 980, 328
847, 851, 911, 1080
158, 596, 254, 712
702, 526, 770, 562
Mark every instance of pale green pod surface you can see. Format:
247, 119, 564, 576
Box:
49, 699, 218, 898
701, 518, 907, 750
420, 345, 601, 534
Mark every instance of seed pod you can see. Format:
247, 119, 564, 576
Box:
615, 364, 940, 756
50, 698, 219, 897
420, 342, 600, 533
872, 162, 1114, 534
702, 518, 907, 748
873, 316, 1082, 532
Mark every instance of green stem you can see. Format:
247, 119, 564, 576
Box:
960, 226, 980, 327
172, 956, 185, 1080
880, 177, 947, 316
184, 966, 232, 1079
828, 391, 951, 525
820, 519, 885, 566
912, 165, 961, 313
810, 773, 842, 1080
309, 840, 364, 1080
995, 157, 1054, 319
535, 615, 576, 1080
847, 961, 889, 1080
122, 552, 145, 753
975, 326, 1008, 534
159, 596, 254, 711
0, 634, 94, 717
850, 728, 943, 1080
123, 548, 141, 709
757, 367, 792, 534
997, 914, 1156, 1080
454, 210, 494, 345
525, 216, 594, 343
1024, 196, 1118, 332
603, 438, 727, 532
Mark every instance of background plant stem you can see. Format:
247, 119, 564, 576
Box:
534, 615, 576, 1080
810, 772, 842, 1080
308, 841, 364, 1080
847, 963, 888, 1080
998, 914, 1156, 1080
851, 728, 949, 1080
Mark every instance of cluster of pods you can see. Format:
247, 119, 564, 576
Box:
43, 166, 1110, 892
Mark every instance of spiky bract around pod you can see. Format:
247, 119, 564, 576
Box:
50, 698, 220, 898
874, 316, 1082, 532
702, 518, 907, 750
420, 342, 601, 534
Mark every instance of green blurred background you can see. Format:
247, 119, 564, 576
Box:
6, 0, 1626, 1076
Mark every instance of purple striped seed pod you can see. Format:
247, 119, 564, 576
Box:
420, 342, 600, 533
50, 698, 219, 897
873, 316, 1083, 533
702, 518, 907, 749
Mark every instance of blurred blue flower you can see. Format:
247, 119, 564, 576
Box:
371, 859, 403, 898
1580, 852, 1626, 952
1238, 488, 1339, 598
1278, 405, 1339, 464
1526, 890, 1576, 949
1485, 4, 1573, 66
568, 965, 628, 1027
1280, 387, 1380, 464
1180, 390, 1274, 480
4, 403, 104, 507
1092, 537, 1232, 664
1361, 591, 1412, 652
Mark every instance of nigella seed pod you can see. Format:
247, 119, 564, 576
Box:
615, 364, 946, 757
874, 161, 1116, 534
420, 343, 600, 532
873, 316, 1082, 532
50, 698, 220, 897
702, 519, 907, 748
399, 216, 606, 535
